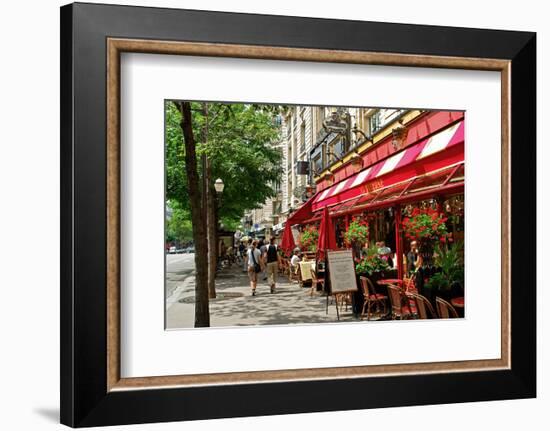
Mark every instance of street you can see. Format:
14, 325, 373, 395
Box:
166, 252, 195, 299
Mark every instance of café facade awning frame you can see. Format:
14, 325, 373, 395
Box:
312, 120, 464, 213
303, 161, 464, 224
283, 119, 465, 275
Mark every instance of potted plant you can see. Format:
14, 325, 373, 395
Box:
423, 241, 464, 303
299, 225, 319, 252
402, 207, 449, 267
355, 243, 391, 280
344, 217, 370, 258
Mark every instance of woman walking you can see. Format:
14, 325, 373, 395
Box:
242, 239, 251, 272
247, 240, 262, 296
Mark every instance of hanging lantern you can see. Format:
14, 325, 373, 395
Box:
325, 170, 335, 185
350, 152, 363, 170
391, 124, 409, 150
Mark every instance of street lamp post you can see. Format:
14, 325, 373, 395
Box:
214, 178, 224, 232
214, 178, 225, 194
213, 178, 225, 273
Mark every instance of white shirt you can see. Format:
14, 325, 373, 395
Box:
247, 248, 261, 267
290, 255, 301, 267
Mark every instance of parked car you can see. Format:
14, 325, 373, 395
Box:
168, 246, 177, 254
186, 246, 195, 253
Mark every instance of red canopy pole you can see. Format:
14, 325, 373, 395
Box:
394, 204, 404, 280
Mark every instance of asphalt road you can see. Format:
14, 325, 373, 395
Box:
166, 252, 195, 274
165, 252, 195, 299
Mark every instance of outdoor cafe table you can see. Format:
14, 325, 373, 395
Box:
451, 297, 464, 308
377, 278, 416, 292
299, 261, 315, 285
377, 278, 403, 286
451, 296, 464, 317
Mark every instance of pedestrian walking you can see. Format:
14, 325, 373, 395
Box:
243, 239, 252, 272
258, 239, 268, 281
237, 241, 245, 264
264, 237, 280, 293
247, 240, 262, 296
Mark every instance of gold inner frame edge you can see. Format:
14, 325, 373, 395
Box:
106, 38, 511, 392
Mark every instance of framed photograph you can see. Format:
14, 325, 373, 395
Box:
60, 2, 536, 427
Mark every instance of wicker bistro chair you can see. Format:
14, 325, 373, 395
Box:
359, 277, 388, 321
309, 268, 325, 296
289, 262, 301, 283
435, 297, 460, 318
387, 284, 414, 320
407, 292, 436, 319
403, 276, 417, 293
278, 257, 288, 276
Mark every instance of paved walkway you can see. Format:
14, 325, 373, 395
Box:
166, 263, 359, 329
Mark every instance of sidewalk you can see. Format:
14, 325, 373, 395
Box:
166, 262, 358, 329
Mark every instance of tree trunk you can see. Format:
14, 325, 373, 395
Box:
177, 101, 209, 327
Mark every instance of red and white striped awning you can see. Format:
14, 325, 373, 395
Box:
312, 120, 464, 211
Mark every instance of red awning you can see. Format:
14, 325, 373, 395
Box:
287, 195, 315, 224
313, 120, 464, 211
280, 195, 316, 254
330, 163, 464, 216
300, 162, 464, 226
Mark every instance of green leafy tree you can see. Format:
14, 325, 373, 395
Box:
165, 101, 283, 325
166, 201, 193, 244
166, 101, 282, 219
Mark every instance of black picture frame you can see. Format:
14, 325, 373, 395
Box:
60, 2, 536, 427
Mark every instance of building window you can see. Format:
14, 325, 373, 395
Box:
318, 107, 326, 130
368, 110, 383, 136
312, 154, 322, 174
328, 136, 345, 163
287, 144, 292, 171
300, 119, 306, 154
273, 179, 281, 193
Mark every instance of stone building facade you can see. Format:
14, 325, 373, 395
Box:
244, 105, 409, 236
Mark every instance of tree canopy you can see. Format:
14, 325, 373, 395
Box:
166, 200, 193, 244
165, 101, 283, 228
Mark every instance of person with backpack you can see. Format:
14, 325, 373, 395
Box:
258, 238, 268, 281
247, 240, 262, 296
264, 236, 281, 294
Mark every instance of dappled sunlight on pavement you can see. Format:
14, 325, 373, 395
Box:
166, 263, 359, 329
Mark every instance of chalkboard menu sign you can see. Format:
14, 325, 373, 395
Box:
326, 250, 358, 294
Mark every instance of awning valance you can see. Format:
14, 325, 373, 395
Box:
279, 195, 316, 253
312, 120, 464, 212
301, 162, 464, 225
